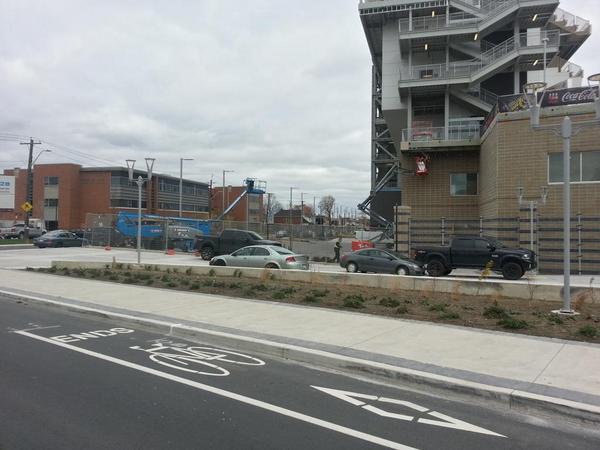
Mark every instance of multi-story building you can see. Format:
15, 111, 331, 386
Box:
358, 1, 600, 273
358, 0, 590, 223
211, 185, 264, 223
0, 164, 210, 230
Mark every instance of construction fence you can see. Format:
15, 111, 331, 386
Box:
395, 206, 600, 275
82, 213, 361, 254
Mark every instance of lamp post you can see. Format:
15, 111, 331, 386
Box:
222, 169, 234, 219
517, 186, 548, 266
179, 158, 193, 217
126, 158, 155, 264
524, 75, 600, 314
289, 186, 298, 250
542, 36, 549, 85
300, 192, 307, 239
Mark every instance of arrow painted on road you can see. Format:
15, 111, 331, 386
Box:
311, 386, 505, 438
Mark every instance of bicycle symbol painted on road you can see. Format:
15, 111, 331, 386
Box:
130, 342, 266, 376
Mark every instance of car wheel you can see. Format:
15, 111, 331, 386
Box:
502, 262, 524, 280
426, 260, 446, 277
200, 246, 215, 261
346, 262, 358, 273
396, 266, 408, 276
212, 259, 226, 266
265, 263, 279, 269
443, 268, 452, 276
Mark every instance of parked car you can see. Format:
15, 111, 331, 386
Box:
209, 245, 309, 270
0, 223, 46, 239
340, 248, 423, 275
33, 230, 88, 248
412, 235, 536, 280
195, 229, 281, 260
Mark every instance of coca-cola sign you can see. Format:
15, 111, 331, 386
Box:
541, 87, 597, 107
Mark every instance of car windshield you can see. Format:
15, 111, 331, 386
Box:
43, 230, 63, 237
247, 231, 264, 240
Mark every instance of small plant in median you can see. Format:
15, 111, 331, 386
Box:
439, 311, 460, 320
547, 314, 564, 325
483, 302, 510, 320
343, 294, 366, 309
428, 303, 447, 312
396, 304, 409, 314
497, 317, 529, 330
379, 297, 400, 308
577, 325, 598, 338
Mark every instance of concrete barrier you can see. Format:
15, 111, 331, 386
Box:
50, 260, 599, 304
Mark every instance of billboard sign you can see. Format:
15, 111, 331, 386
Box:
0, 175, 15, 209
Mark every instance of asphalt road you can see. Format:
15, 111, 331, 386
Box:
1, 295, 598, 450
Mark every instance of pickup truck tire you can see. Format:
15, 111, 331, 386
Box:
501, 261, 524, 280
346, 262, 358, 273
426, 259, 446, 277
200, 246, 215, 260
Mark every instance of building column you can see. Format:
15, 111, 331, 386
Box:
444, 90, 450, 140
394, 205, 411, 255
514, 66, 520, 94
407, 94, 413, 134
408, 9, 412, 31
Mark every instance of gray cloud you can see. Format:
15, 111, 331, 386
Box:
0, 0, 596, 210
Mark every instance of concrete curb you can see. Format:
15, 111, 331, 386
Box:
2, 287, 600, 431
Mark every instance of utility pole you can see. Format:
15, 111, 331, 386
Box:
20, 138, 42, 241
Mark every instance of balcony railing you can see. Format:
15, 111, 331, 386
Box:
399, 12, 479, 33
551, 7, 591, 33
401, 29, 560, 82
401, 124, 481, 142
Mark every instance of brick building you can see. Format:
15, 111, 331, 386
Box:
210, 186, 264, 223
0, 164, 210, 230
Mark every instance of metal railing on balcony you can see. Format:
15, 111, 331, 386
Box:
401, 123, 481, 142
464, 86, 498, 106
401, 29, 560, 82
551, 7, 591, 33
399, 12, 479, 33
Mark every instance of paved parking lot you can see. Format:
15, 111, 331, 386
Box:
0, 245, 597, 287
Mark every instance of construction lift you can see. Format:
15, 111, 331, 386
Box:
357, 162, 413, 242
216, 178, 266, 221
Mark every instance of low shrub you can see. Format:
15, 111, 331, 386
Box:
578, 325, 598, 338
166, 282, 177, 288
185, 268, 193, 275
180, 279, 190, 286
547, 314, 564, 325
108, 275, 119, 281
233, 269, 243, 278
48, 266, 57, 273
483, 302, 510, 320
343, 294, 365, 309
428, 303, 447, 312
396, 305, 409, 314
123, 277, 137, 284
145, 279, 154, 286
228, 282, 242, 289
439, 311, 460, 320
497, 317, 529, 329
379, 297, 400, 308
161, 274, 171, 283
302, 294, 319, 303
190, 283, 200, 290
208, 269, 216, 277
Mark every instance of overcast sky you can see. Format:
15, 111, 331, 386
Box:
1, 0, 598, 212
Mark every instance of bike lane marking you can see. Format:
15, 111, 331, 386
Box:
15, 330, 418, 450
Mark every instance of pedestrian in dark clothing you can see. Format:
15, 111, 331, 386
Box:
333, 238, 342, 263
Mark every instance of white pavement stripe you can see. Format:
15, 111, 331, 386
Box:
15, 330, 419, 450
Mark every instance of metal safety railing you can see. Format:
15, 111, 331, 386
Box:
401, 123, 480, 142
401, 29, 559, 82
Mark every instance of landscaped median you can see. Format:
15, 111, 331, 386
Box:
30, 260, 600, 343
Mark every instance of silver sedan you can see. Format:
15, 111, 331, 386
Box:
209, 245, 309, 270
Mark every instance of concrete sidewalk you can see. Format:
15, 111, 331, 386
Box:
1, 267, 599, 427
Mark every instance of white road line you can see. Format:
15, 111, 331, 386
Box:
15, 330, 419, 450
11, 325, 61, 332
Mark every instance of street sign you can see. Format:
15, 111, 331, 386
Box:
21, 201, 33, 212
312, 386, 505, 437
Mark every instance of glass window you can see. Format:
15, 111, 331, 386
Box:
44, 199, 58, 207
44, 176, 59, 186
548, 153, 580, 183
232, 247, 252, 256
453, 239, 473, 249
274, 247, 293, 255
450, 173, 478, 196
582, 151, 600, 182
252, 248, 270, 256
474, 239, 491, 250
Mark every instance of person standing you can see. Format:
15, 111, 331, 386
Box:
333, 238, 342, 263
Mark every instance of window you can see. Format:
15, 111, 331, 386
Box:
251, 248, 270, 256
232, 247, 253, 256
44, 199, 58, 207
44, 176, 58, 186
110, 199, 147, 208
450, 173, 478, 196
474, 239, 491, 250
548, 151, 600, 183
452, 239, 474, 249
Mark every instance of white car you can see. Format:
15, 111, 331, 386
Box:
209, 245, 309, 270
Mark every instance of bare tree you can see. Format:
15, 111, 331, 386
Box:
318, 195, 335, 225
264, 194, 282, 223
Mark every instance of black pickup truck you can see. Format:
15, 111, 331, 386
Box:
412, 236, 536, 280
194, 229, 281, 260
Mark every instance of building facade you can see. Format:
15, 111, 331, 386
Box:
0, 164, 210, 230
358, 0, 590, 225
211, 186, 264, 223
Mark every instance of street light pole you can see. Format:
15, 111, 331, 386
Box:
300, 192, 307, 239
126, 158, 155, 265
542, 36, 549, 85
289, 186, 298, 250
179, 158, 193, 217
524, 76, 600, 314
222, 169, 234, 219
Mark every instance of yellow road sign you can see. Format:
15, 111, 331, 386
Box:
21, 201, 32, 212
